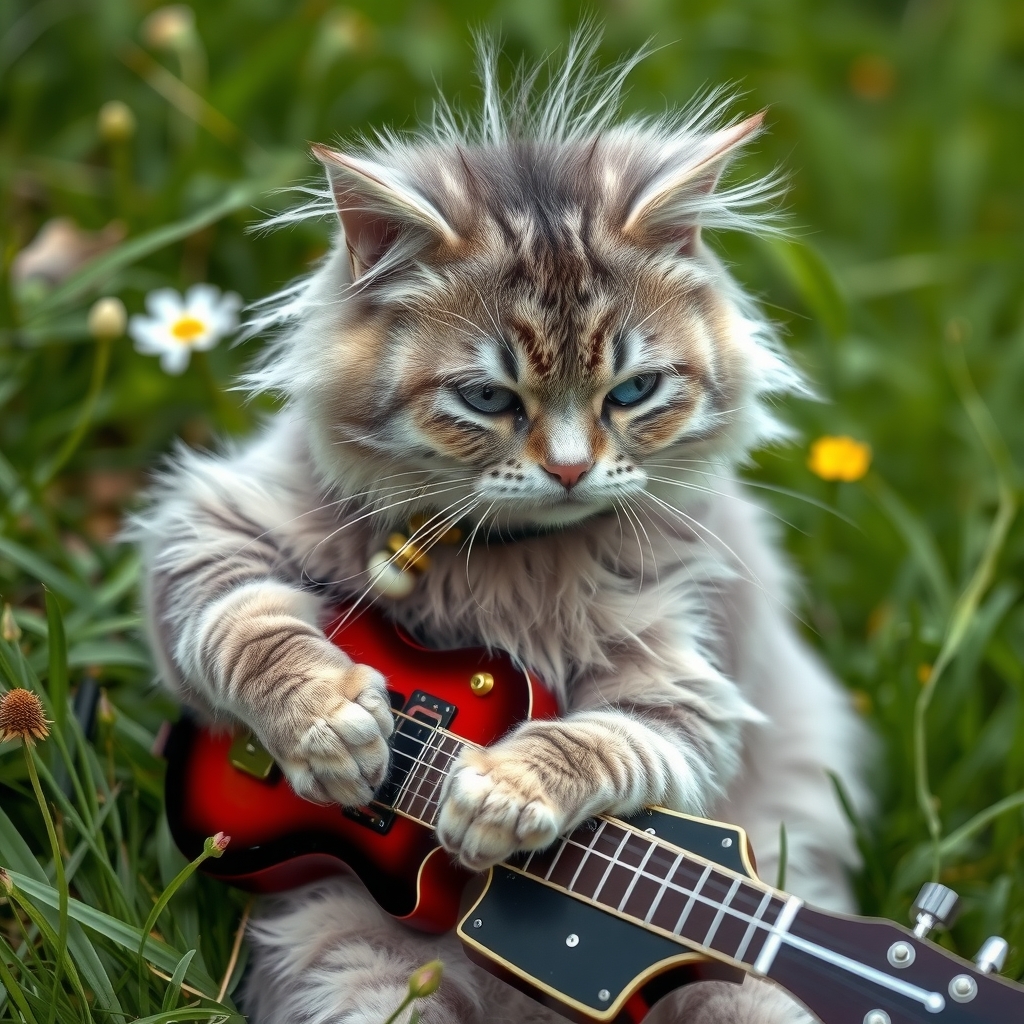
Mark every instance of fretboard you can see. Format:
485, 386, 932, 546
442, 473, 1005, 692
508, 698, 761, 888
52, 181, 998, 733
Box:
382, 713, 800, 974
383, 710, 466, 826
516, 819, 800, 973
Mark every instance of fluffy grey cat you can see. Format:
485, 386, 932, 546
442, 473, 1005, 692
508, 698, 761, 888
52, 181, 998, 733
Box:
135, 37, 867, 1024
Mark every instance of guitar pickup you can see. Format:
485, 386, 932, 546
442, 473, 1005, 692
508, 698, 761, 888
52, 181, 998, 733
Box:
229, 732, 278, 782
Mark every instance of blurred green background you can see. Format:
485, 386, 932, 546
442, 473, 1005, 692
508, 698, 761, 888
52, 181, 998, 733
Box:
2, 0, 1024, 1019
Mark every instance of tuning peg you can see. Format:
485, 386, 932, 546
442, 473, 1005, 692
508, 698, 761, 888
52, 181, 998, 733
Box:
911, 883, 960, 938
974, 936, 1009, 974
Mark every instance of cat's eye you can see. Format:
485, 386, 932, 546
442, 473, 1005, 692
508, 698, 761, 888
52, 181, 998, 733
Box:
606, 373, 660, 407
457, 383, 519, 415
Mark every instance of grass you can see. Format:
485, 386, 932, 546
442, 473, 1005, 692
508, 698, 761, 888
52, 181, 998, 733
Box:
2, 0, 1024, 1018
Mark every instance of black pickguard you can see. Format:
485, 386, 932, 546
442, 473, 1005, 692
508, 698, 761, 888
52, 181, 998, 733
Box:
459, 809, 751, 1021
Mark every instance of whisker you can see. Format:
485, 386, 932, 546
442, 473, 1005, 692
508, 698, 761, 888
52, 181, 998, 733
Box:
637, 488, 767, 595
644, 474, 805, 536
325, 493, 480, 639
301, 480, 475, 586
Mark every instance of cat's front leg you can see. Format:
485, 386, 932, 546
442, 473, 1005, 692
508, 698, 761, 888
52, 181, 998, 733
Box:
183, 583, 395, 806
436, 709, 710, 870
437, 648, 760, 869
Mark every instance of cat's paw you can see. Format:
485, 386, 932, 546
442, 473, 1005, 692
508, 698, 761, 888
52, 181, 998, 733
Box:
262, 660, 393, 807
435, 744, 570, 870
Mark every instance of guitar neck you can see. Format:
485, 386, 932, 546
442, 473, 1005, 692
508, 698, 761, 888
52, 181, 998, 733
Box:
390, 713, 1024, 1022
387, 710, 792, 971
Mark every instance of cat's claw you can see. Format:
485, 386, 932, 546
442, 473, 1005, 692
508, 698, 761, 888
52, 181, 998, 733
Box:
436, 749, 566, 870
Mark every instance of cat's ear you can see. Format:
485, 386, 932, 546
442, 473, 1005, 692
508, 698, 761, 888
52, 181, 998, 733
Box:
313, 144, 460, 278
621, 112, 765, 255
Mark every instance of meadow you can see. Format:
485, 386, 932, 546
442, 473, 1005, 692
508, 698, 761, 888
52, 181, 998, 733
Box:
1, 0, 1023, 1019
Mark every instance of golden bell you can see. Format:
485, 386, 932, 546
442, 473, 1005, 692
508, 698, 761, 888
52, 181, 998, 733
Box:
387, 533, 431, 573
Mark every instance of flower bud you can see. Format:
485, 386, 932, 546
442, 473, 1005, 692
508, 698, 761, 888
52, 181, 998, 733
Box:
142, 5, 195, 50
88, 297, 127, 341
1, 604, 21, 643
407, 960, 443, 999
98, 101, 136, 143
204, 832, 230, 857
97, 689, 116, 726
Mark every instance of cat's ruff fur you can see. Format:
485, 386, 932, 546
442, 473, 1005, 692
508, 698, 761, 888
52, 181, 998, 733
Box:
135, 37, 867, 1024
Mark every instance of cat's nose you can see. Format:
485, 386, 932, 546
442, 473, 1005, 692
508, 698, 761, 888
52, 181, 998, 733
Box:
542, 461, 593, 489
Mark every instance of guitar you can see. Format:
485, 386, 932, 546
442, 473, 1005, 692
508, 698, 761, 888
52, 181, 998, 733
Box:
164, 607, 1024, 1024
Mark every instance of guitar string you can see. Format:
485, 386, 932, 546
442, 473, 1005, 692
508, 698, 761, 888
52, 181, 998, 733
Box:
380, 735, 782, 953
369, 720, 949, 1003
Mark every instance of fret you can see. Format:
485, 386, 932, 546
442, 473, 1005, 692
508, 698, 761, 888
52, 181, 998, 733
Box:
735, 890, 773, 963
589, 826, 633, 902
511, 816, 799, 972
643, 851, 683, 925
597, 833, 652, 909
523, 821, 603, 888
678, 871, 735, 949
702, 876, 741, 948
752, 895, 803, 975
671, 862, 712, 934
522, 838, 561, 878
422, 734, 462, 824
548, 837, 591, 888
617, 838, 657, 912
542, 838, 572, 881
395, 725, 440, 817
568, 822, 607, 891
405, 729, 450, 821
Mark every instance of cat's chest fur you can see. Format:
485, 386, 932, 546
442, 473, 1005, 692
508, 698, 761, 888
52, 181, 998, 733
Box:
313, 501, 738, 707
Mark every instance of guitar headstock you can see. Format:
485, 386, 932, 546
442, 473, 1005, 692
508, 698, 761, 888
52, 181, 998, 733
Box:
767, 903, 1024, 1024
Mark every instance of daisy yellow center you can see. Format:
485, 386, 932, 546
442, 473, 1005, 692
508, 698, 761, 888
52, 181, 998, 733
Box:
170, 316, 207, 343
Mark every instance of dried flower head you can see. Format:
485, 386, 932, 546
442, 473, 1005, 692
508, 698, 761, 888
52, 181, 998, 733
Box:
808, 435, 872, 482
407, 960, 443, 999
12, 218, 126, 288
0, 689, 50, 744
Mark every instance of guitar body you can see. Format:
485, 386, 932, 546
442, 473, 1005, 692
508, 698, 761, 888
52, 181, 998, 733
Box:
164, 607, 558, 933
458, 808, 753, 1024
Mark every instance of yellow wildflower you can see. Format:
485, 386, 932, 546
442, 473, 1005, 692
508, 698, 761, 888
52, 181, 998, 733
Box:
808, 436, 871, 482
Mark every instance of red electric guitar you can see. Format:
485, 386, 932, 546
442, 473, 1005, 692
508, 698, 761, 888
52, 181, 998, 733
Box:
165, 608, 1024, 1024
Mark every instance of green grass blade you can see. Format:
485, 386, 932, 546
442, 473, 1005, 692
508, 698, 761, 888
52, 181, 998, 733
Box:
25, 157, 303, 322
43, 589, 69, 740
8, 870, 222, 998
0, 537, 92, 607
161, 948, 196, 1012
0, 934, 42, 1024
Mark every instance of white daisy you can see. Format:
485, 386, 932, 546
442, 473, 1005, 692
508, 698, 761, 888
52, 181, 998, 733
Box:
128, 284, 241, 374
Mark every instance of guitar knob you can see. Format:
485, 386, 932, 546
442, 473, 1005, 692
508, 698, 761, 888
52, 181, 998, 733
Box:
974, 936, 1009, 974
911, 883, 960, 938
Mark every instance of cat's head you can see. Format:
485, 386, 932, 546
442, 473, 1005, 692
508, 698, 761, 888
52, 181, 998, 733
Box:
251, 44, 802, 539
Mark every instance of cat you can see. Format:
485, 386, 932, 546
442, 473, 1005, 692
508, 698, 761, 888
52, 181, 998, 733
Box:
134, 35, 869, 1024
